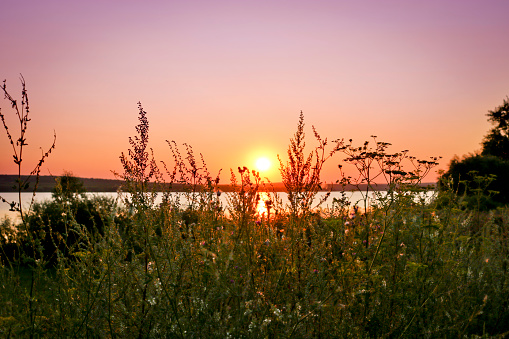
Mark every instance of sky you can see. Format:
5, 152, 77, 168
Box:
1, 0, 509, 185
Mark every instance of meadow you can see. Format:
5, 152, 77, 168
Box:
1, 103, 509, 338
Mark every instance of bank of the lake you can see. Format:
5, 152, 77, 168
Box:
0, 174, 435, 193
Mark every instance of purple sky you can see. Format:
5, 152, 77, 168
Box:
2, 0, 509, 183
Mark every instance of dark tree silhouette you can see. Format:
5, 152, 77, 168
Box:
52, 171, 86, 201
440, 154, 509, 209
440, 96, 509, 209
482, 97, 509, 160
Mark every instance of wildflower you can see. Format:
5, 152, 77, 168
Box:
313, 269, 318, 274
230, 279, 234, 283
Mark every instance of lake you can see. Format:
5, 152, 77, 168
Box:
0, 190, 435, 222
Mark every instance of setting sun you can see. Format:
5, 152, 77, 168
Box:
255, 157, 271, 172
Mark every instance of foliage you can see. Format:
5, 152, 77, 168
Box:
278, 111, 334, 218
0, 216, 18, 264
2, 106, 509, 338
482, 97, 509, 160
52, 171, 86, 202
22, 195, 117, 265
336, 135, 439, 209
117, 102, 161, 212
439, 154, 509, 209
440, 96, 509, 209
164, 139, 221, 211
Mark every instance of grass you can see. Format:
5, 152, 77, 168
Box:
1, 96, 509, 337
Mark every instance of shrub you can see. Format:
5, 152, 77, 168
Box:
22, 194, 117, 265
439, 153, 509, 209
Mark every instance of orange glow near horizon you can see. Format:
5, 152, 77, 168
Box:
1, 1, 508, 184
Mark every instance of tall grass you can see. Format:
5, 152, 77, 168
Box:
0, 76, 56, 222
1, 99, 509, 337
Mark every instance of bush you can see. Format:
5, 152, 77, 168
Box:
22, 195, 117, 265
439, 154, 509, 209
0, 216, 20, 264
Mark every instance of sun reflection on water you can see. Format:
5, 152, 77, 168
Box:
255, 192, 273, 217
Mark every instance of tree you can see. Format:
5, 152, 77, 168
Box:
481, 97, 509, 160
52, 171, 85, 201
439, 154, 509, 209
439, 96, 509, 209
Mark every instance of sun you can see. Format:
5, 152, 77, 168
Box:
255, 157, 271, 172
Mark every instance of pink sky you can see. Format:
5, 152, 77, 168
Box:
2, 0, 509, 184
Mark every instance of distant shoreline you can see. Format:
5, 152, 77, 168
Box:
0, 175, 436, 193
